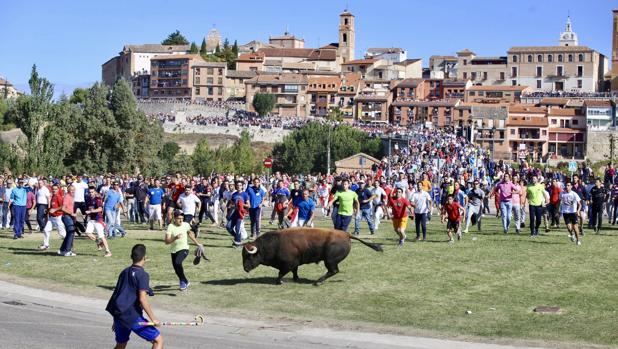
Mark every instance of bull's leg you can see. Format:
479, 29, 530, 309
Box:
314, 263, 339, 286
276, 268, 290, 285
292, 266, 299, 282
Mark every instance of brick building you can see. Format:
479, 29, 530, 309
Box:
244, 73, 309, 116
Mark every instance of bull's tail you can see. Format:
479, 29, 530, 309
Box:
350, 236, 383, 252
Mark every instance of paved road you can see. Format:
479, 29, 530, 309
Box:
0, 279, 547, 349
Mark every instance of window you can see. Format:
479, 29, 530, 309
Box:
542, 130, 547, 136
513, 55, 518, 63
511, 66, 517, 77
469, 91, 475, 96
512, 80, 517, 86
537, 54, 543, 62
208, 87, 213, 95
195, 77, 200, 84
577, 79, 582, 88
342, 33, 347, 43
500, 72, 505, 81
548, 55, 553, 62
536, 80, 542, 89
557, 66, 563, 76
573, 119, 578, 125
558, 54, 563, 62
463, 72, 468, 79
577, 66, 583, 77
568, 54, 573, 62
344, 18, 348, 25
578, 53, 584, 62
510, 129, 515, 135
218, 68, 223, 75
218, 77, 223, 84
463, 59, 467, 66
207, 77, 213, 84
471, 72, 477, 81
218, 87, 223, 95
195, 87, 200, 95
195, 69, 200, 76
207, 68, 214, 75
551, 119, 557, 124
483, 72, 488, 80
527, 55, 532, 63
536, 66, 542, 77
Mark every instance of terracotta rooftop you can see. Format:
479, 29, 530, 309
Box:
392, 99, 460, 107
341, 58, 377, 65
395, 78, 424, 89
122, 44, 190, 54
539, 98, 569, 106
236, 52, 265, 62
258, 48, 336, 61
508, 105, 547, 114
226, 70, 258, 79
245, 73, 308, 85
307, 76, 341, 92
548, 108, 582, 116
583, 99, 612, 107
507, 115, 549, 127
151, 54, 203, 61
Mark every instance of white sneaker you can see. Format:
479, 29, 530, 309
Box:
63, 251, 77, 257
448, 239, 454, 244
576, 240, 582, 246
569, 235, 575, 242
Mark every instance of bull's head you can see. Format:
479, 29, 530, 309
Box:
242, 243, 261, 272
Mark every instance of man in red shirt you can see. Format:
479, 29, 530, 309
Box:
166, 177, 185, 225
40, 183, 66, 250
548, 179, 562, 229
388, 187, 413, 247
441, 195, 464, 244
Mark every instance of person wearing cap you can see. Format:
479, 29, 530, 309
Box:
165, 210, 204, 291
9, 179, 28, 239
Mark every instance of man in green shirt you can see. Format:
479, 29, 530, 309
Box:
526, 175, 549, 237
164, 210, 204, 291
327, 179, 359, 232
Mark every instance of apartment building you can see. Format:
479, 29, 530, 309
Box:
192, 61, 227, 101
507, 45, 607, 91
102, 44, 190, 87
547, 107, 586, 159
365, 48, 407, 63
236, 52, 265, 72
307, 75, 342, 117
456, 49, 508, 85
429, 55, 458, 79
149, 54, 205, 99
225, 70, 257, 100
337, 72, 361, 119
584, 99, 614, 130
244, 73, 309, 117
470, 104, 510, 159
506, 105, 549, 162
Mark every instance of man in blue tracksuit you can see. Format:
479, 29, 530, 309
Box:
245, 177, 266, 238
10, 179, 28, 239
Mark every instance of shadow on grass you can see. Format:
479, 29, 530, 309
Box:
2, 247, 61, 256
203, 276, 321, 286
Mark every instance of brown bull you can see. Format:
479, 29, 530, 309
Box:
242, 227, 383, 285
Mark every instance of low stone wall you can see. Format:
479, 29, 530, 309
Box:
162, 123, 291, 144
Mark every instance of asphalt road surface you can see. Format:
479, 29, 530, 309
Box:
0, 279, 547, 349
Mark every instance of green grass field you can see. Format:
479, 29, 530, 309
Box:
1, 212, 617, 347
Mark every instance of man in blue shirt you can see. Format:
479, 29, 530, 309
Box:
353, 180, 376, 235
270, 180, 290, 229
294, 189, 316, 227
245, 177, 266, 238
10, 178, 28, 239
106, 244, 163, 349
104, 182, 126, 237
146, 179, 165, 230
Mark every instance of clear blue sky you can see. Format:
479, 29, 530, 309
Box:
1, 0, 615, 95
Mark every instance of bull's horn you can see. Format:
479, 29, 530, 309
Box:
245, 245, 258, 254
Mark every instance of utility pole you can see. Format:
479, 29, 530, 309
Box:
327, 125, 331, 175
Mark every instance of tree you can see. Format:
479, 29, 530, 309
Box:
327, 106, 343, 122
214, 44, 221, 57
229, 131, 256, 174
252, 93, 276, 117
199, 38, 207, 55
190, 42, 198, 54
69, 87, 88, 104
12, 64, 55, 172
271, 122, 382, 174
232, 40, 239, 57
161, 30, 189, 45
161, 142, 181, 161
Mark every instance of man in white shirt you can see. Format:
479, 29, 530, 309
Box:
560, 182, 582, 245
410, 182, 433, 241
72, 175, 89, 223
177, 187, 201, 237
371, 180, 387, 231
36, 179, 51, 234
